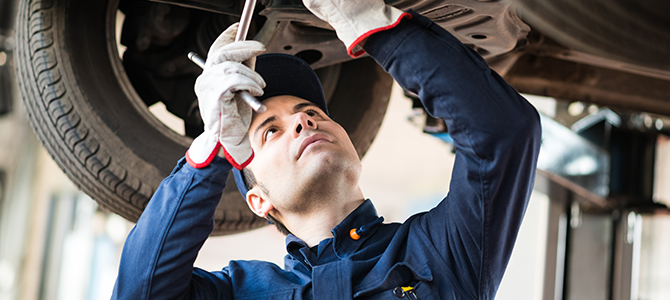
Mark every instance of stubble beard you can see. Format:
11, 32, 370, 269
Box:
283, 150, 361, 215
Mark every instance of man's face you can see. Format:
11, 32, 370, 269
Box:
246, 95, 362, 214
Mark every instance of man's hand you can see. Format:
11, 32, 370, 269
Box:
186, 23, 266, 170
302, 0, 408, 57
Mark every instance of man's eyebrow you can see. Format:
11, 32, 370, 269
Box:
253, 115, 277, 138
293, 102, 320, 112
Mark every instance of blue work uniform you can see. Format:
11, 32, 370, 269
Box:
112, 11, 542, 300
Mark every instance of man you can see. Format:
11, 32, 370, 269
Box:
112, 0, 542, 299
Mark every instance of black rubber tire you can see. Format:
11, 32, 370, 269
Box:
15, 0, 392, 235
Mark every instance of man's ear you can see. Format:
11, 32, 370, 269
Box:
246, 186, 273, 217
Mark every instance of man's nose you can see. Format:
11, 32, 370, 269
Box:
292, 113, 317, 137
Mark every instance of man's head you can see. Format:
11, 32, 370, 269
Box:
232, 54, 363, 234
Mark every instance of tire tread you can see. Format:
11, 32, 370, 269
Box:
18, 0, 147, 220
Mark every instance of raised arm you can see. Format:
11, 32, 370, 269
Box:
364, 11, 541, 299
112, 158, 233, 299
112, 23, 266, 299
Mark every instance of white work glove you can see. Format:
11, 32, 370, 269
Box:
302, 0, 408, 57
186, 23, 266, 170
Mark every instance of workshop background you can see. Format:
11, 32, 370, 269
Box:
2, 4, 670, 300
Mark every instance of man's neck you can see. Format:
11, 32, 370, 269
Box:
281, 189, 365, 247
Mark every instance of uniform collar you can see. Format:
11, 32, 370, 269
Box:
285, 199, 384, 268
330, 199, 384, 258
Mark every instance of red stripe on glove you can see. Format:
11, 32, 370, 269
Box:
186, 143, 222, 169
347, 12, 413, 58
222, 146, 254, 170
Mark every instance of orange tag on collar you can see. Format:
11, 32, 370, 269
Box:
349, 228, 361, 240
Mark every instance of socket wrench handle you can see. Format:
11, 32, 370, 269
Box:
187, 51, 266, 113
235, 0, 257, 42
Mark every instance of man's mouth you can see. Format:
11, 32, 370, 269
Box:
296, 134, 332, 159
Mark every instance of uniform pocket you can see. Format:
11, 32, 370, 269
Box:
353, 263, 438, 300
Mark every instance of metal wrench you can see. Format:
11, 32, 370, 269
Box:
188, 0, 266, 113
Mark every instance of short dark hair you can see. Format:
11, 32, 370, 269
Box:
241, 167, 292, 236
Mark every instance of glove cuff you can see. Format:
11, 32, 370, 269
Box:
186, 141, 222, 168
346, 11, 413, 58
221, 146, 254, 170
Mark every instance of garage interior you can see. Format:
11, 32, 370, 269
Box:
1, 0, 670, 299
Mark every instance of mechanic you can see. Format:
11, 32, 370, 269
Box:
112, 0, 542, 299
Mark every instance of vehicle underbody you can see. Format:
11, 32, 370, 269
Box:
12, 0, 670, 232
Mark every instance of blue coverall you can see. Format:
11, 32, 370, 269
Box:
112, 11, 542, 300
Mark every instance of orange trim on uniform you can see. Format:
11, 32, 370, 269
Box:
349, 228, 361, 240
347, 12, 413, 58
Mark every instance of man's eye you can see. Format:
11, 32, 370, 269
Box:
264, 128, 277, 141
305, 109, 318, 117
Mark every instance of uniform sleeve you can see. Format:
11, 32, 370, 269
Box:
112, 157, 234, 299
364, 11, 542, 299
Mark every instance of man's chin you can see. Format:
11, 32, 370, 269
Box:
299, 151, 359, 183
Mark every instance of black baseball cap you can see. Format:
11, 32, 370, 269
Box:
232, 53, 328, 198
